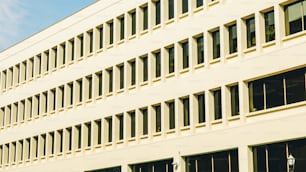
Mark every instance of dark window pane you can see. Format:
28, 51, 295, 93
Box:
131, 61, 136, 85
196, 0, 203, 8
182, 42, 189, 69
168, 0, 174, 19
168, 47, 175, 73
214, 152, 229, 172
155, 105, 161, 132
131, 12, 136, 35
214, 89, 222, 120
267, 143, 287, 172
143, 57, 148, 82
198, 93, 205, 123
119, 65, 124, 89
168, 102, 175, 129
196, 37, 204, 64
264, 11, 275, 42
253, 146, 267, 172
249, 80, 264, 112
182, 0, 188, 13
130, 112, 136, 138
142, 108, 148, 135
155, 52, 161, 78
229, 24, 237, 54
109, 22, 114, 44
155, 1, 161, 25
246, 17, 256, 48
285, 2, 303, 35
183, 98, 190, 126
212, 30, 220, 59
288, 139, 306, 172
265, 75, 284, 108
120, 17, 125, 40
230, 85, 240, 116
285, 68, 305, 104
118, 115, 124, 140
143, 6, 148, 30
230, 150, 239, 172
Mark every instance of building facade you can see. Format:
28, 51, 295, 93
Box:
0, 0, 305, 171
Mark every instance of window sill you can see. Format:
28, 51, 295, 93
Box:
246, 101, 306, 118
48, 154, 55, 158
179, 68, 190, 74
165, 73, 175, 78
68, 61, 74, 65
153, 24, 161, 30
262, 40, 276, 48
51, 68, 57, 72
116, 89, 124, 94
65, 151, 72, 154
116, 140, 124, 144
152, 77, 161, 82
180, 126, 190, 131
140, 30, 148, 36
208, 0, 220, 7
195, 123, 206, 128
87, 53, 94, 58
117, 40, 125, 45
85, 99, 93, 103
193, 6, 204, 13
243, 47, 256, 54
58, 108, 65, 112
77, 56, 84, 62
140, 81, 149, 86
95, 96, 103, 100
128, 137, 136, 142
59, 64, 65, 69
75, 148, 82, 153
166, 129, 176, 134
106, 44, 114, 49
140, 135, 149, 139
94, 144, 102, 149
209, 58, 221, 64
96, 48, 103, 54
128, 35, 136, 40
76, 102, 83, 107
211, 119, 222, 125
225, 52, 238, 59
40, 156, 46, 160
228, 115, 240, 121
84, 147, 91, 151
56, 152, 63, 156
153, 132, 162, 137
105, 142, 112, 147
165, 19, 175, 25
50, 110, 56, 115
106, 92, 113, 97
179, 13, 189, 19
194, 63, 205, 70
67, 105, 73, 109
128, 85, 136, 90
282, 30, 306, 42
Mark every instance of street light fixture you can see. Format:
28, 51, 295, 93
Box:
288, 154, 295, 172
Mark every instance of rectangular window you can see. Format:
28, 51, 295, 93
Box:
129, 111, 136, 138
154, 0, 161, 25
264, 10, 275, 42
141, 108, 148, 135
87, 167, 121, 172
119, 65, 124, 89
167, 101, 175, 130
167, 46, 175, 74
181, 97, 190, 126
78, 35, 84, 57
196, 36, 204, 64
213, 89, 222, 120
107, 68, 113, 93
69, 39, 75, 61
196, 0, 203, 8
246, 17, 256, 48
142, 5, 148, 30
117, 114, 124, 140
182, 0, 189, 14
154, 51, 161, 78
228, 24, 237, 54
197, 93, 205, 123
106, 117, 113, 143
141, 56, 148, 82
131, 159, 173, 172
230, 85, 240, 116
86, 75, 92, 100
76, 79, 83, 103
181, 41, 189, 69
75, 125, 82, 149
108, 21, 114, 45
98, 26, 104, 49
212, 30, 220, 59
94, 120, 102, 145
60, 43, 66, 65
130, 11, 136, 35
67, 82, 74, 106
285, 1, 306, 35
119, 16, 125, 40
129, 60, 136, 86
154, 105, 161, 133
88, 31, 93, 53
168, 0, 174, 20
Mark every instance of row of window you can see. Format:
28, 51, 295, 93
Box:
1, 0, 305, 94
0, 0, 217, 93
0, 67, 304, 168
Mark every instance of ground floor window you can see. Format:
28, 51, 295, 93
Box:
185, 149, 239, 172
253, 138, 306, 172
86, 166, 121, 172
131, 159, 173, 172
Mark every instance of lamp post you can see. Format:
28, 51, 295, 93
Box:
288, 154, 295, 172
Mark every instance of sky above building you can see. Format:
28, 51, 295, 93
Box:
0, 0, 96, 52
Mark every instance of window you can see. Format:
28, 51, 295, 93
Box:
118, 65, 124, 90
141, 56, 148, 82
285, 0, 306, 35
196, 36, 204, 64
65, 128, 72, 152
129, 111, 136, 138
182, 0, 189, 14
98, 26, 104, 49
78, 34, 84, 57
212, 29, 220, 59
264, 10, 275, 42
106, 117, 113, 143
60, 43, 66, 65
142, 5, 148, 30
213, 89, 222, 120
181, 97, 190, 126
197, 93, 205, 123
167, 46, 175, 74
186, 149, 238, 172
154, 51, 161, 78
246, 17, 256, 48
228, 24, 237, 54
119, 16, 125, 40
87, 31, 94, 54
249, 68, 305, 112
94, 120, 102, 145
181, 41, 189, 69
117, 114, 124, 140
58, 86, 65, 109
85, 75, 93, 100
107, 68, 113, 93
75, 125, 82, 149
230, 85, 240, 116
87, 166, 121, 172
69, 39, 75, 61
76, 79, 83, 103
196, 0, 203, 8
131, 159, 173, 172
168, 0, 174, 20
154, 105, 161, 133
67, 82, 74, 106
141, 108, 148, 135
167, 101, 175, 130
129, 60, 136, 86
130, 11, 136, 35
56, 130, 63, 153
95, 72, 103, 97
108, 21, 114, 45
154, 0, 161, 25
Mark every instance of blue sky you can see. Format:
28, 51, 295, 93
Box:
0, 0, 96, 51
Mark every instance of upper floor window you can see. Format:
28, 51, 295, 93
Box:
228, 24, 237, 54
181, 41, 189, 69
246, 17, 256, 48
142, 5, 148, 30
285, 0, 306, 35
130, 11, 136, 36
168, 0, 174, 20
264, 10, 275, 42
182, 0, 189, 14
196, 0, 203, 8
154, 51, 161, 78
154, 0, 161, 25
211, 29, 220, 59
167, 46, 175, 74
119, 16, 125, 40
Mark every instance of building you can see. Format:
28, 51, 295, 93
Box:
0, 0, 305, 171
